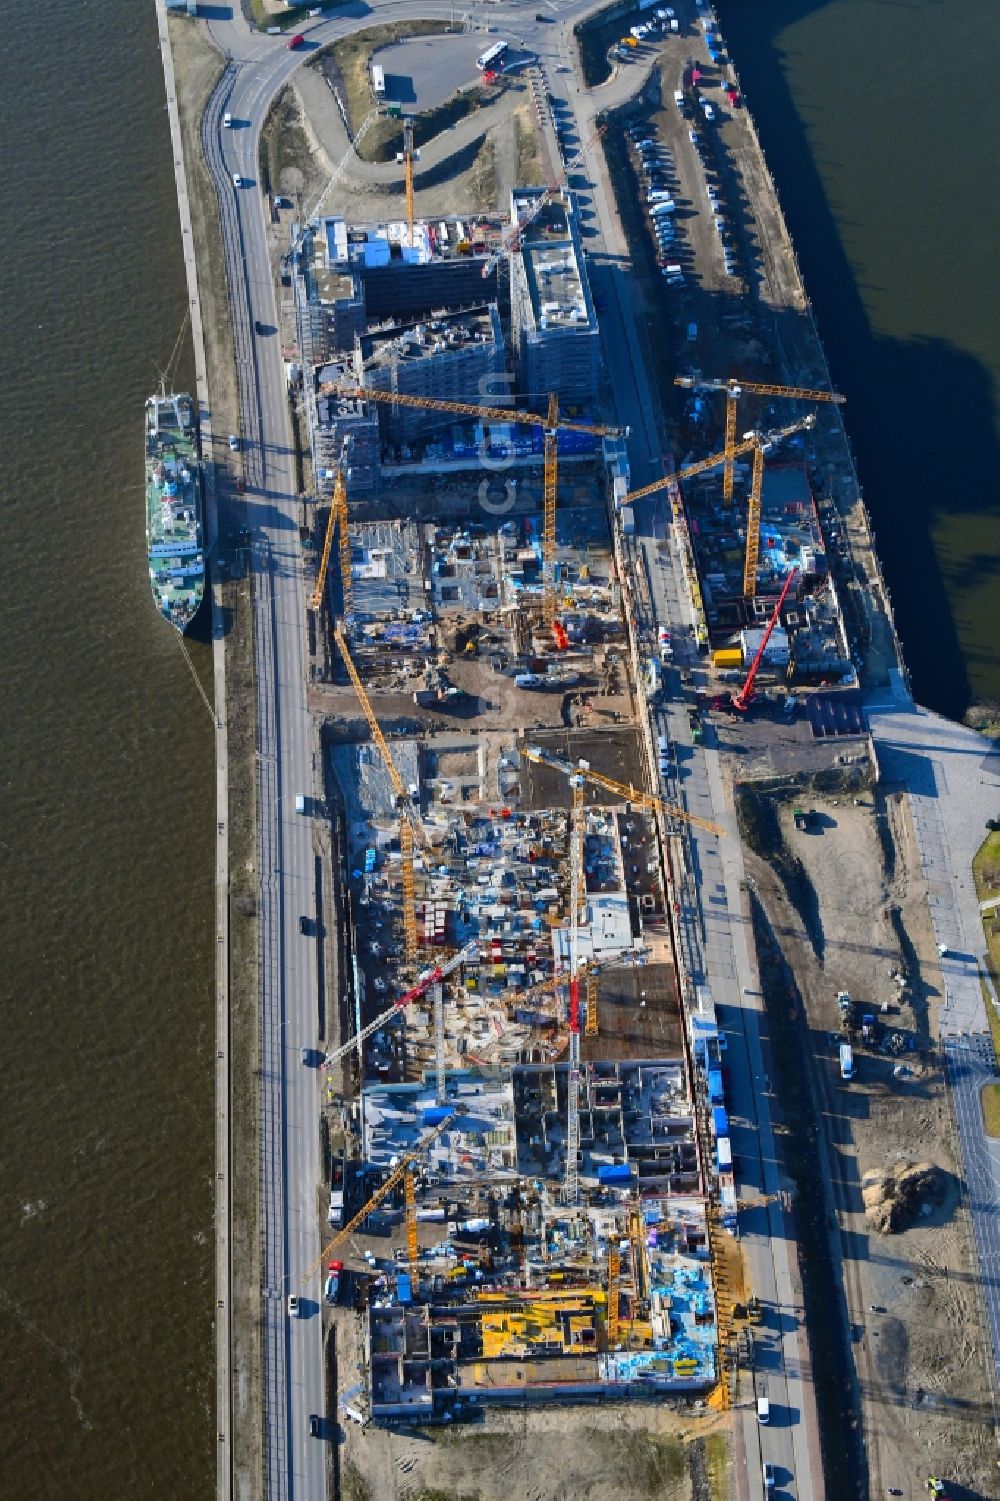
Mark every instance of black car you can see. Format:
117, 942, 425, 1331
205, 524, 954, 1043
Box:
308, 1413, 320, 1438
254, 319, 264, 335
298, 915, 310, 935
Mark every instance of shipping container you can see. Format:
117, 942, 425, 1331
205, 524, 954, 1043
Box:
597, 1162, 633, 1184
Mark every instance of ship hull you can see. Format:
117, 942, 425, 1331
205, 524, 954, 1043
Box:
145, 391, 205, 634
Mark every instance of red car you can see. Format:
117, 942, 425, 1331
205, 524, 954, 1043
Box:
287, 33, 305, 50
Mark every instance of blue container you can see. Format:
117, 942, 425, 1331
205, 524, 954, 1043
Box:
597, 1162, 632, 1185
422, 1105, 453, 1126
712, 1106, 728, 1137
396, 1272, 412, 1306
707, 1070, 724, 1104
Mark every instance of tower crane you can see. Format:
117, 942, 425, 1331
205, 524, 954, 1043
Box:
520, 745, 727, 838
731, 568, 798, 713
743, 413, 815, 599
318, 382, 621, 619
674, 375, 845, 503
621, 415, 815, 507
334, 626, 430, 964
606, 1245, 621, 1346
480, 125, 607, 280
309, 464, 351, 615
296, 109, 379, 247
395, 117, 419, 247
322, 944, 476, 1070
564, 772, 585, 1204
303, 1111, 456, 1282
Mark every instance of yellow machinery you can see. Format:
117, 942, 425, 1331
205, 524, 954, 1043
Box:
622, 414, 814, 507
317, 381, 619, 623
303, 1111, 455, 1281
520, 745, 726, 838
404, 1168, 418, 1274
606, 1246, 621, 1346
396, 117, 418, 246
334, 626, 425, 964
309, 466, 350, 615
674, 375, 845, 502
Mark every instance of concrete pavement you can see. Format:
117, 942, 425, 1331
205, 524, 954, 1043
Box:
154, 7, 233, 1498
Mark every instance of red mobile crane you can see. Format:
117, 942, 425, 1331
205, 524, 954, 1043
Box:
731, 568, 799, 713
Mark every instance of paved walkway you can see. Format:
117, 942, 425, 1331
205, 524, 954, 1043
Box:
867, 690, 1000, 1395
154, 3, 232, 1498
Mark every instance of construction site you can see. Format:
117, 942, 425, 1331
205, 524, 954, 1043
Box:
188, 6, 1000, 1499
283, 23, 853, 1449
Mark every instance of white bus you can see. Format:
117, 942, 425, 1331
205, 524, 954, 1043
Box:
371, 63, 385, 97
477, 41, 509, 72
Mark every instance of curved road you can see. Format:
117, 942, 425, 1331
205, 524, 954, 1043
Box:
192, 5, 824, 1499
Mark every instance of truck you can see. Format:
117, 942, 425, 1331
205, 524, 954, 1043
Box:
839, 1042, 854, 1080
717, 1136, 733, 1173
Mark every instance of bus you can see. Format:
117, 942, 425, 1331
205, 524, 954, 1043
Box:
477, 41, 508, 72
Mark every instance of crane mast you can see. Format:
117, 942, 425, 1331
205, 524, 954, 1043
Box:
732, 568, 799, 712
564, 774, 585, 1205
480, 125, 607, 280
674, 375, 844, 503
542, 392, 559, 623
606, 1246, 621, 1346
316, 381, 619, 439
303, 1112, 456, 1281
520, 746, 726, 838
622, 414, 815, 507
743, 442, 764, 599
310, 465, 350, 614
334, 626, 421, 964
322, 945, 475, 1070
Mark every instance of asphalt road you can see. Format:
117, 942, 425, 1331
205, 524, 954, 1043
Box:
625, 495, 823, 1501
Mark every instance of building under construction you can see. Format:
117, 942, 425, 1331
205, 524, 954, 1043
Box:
508, 187, 601, 408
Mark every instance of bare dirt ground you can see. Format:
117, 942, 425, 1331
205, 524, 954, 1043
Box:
337, 1381, 730, 1501
743, 780, 998, 1498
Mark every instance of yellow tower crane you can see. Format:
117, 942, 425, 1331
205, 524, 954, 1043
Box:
622, 415, 814, 507
316, 381, 621, 623
404, 1168, 419, 1274
674, 375, 845, 503
302, 1112, 455, 1283
333, 626, 427, 965
309, 466, 351, 615
606, 1245, 621, 1347
395, 117, 419, 247
742, 414, 815, 598
520, 745, 727, 837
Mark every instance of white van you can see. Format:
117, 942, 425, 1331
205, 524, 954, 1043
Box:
295, 794, 307, 814
757, 1394, 770, 1424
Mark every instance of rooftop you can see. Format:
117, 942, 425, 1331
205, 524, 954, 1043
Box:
358, 306, 501, 371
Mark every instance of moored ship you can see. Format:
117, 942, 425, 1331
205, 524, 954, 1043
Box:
145, 390, 205, 632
